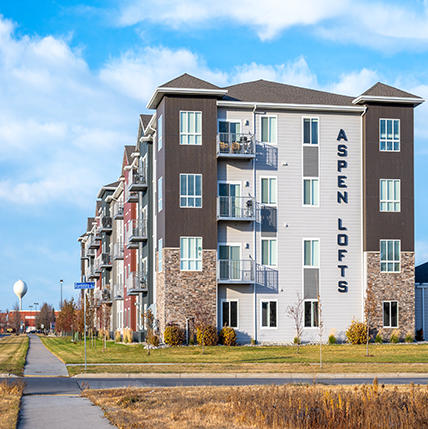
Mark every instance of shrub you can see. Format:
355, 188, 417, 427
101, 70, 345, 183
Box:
197, 325, 218, 346
328, 334, 337, 345
115, 330, 122, 342
346, 319, 367, 344
219, 326, 237, 346
123, 328, 133, 344
405, 331, 414, 344
390, 329, 400, 344
375, 333, 383, 343
164, 324, 184, 346
188, 337, 195, 346
147, 331, 159, 347
251, 338, 256, 346
293, 336, 301, 345
416, 328, 424, 341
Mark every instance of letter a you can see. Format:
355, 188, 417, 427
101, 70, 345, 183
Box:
337, 129, 348, 141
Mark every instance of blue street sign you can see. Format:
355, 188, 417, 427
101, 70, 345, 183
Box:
74, 282, 95, 290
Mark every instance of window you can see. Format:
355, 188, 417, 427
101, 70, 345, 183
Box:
180, 237, 202, 271
158, 239, 163, 272
383, 301, 398, 328
303, 178, 319, 206
158, 177, 163, 212
157, 115, 163, 151
222, 301, 238, 328
261, 178, 277, 205
380, 240, 400, 272
261, 301, 277, 328
261, 116, 277, 144
262, 239, 277, 266
303, 118, 318, 145
180, 111, 202, 145
380, 179, 400, 212
380, 119, 400, 151
180, 174, 202, 207
304, 240, 319, 267
304, 300, 319, 327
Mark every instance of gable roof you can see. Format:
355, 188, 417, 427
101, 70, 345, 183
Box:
160, 73, 221, 90
223, 80, 355, 106
140, 114, 153, 132
416, 261, 428, 284
360, 82, 421, 99
87, 217, 94, 232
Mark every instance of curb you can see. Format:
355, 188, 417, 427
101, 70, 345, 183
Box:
72, 372, 428, 379
0, 373, 19, 378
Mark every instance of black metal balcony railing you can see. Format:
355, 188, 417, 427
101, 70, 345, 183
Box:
86, 248, 95, 258
100, 216, 112, 233
113, 242, 124, 260
88, 234, 100, 249
87, 266, 100, 279
80, 247, 88, 259
95, 257, 102, 273
126, 271, 148, 296
126, 219, 148, 249
125, 167, 148, 203
217, 196, 255, 220
216, 133, 255, 158
99, 252, 112, 269
114, 283, 124, 300
217, 259, 255, 283
102, 288, 112, 304
113, 202, 124, 219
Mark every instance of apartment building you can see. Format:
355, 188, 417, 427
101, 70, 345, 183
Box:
79, 73, 423, 343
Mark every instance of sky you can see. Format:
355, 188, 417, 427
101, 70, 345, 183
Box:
1, 0, 428, 311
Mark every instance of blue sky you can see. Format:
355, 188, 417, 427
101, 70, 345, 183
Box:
1, 0, 428, 311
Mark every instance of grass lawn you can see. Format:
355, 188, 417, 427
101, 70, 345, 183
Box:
83, 383, 428, 429
0, 380, 26, 429
0, 335, 29, 376
41, 335, 428, 375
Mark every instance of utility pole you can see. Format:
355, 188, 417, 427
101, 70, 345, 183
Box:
60, 280, 63, 309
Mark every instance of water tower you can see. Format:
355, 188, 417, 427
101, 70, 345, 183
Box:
13, 279, 28, 311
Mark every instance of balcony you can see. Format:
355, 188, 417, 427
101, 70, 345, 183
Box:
86, 248, 95, 258
102, 288, 112, 304
80, 247, 88, 260
99, 216, 112, 233
113, 242, 124, 260
114, 283, 124, 300
216, 133, 255, 159
95, 257, 102, 273
126, 219, 148, 249
217, 259, 255, 284
217, 196, 255, 221
88, 234, 100, 250
87, 266, 100, 279
125, 168, 148, 203
126, 271, 148, 296
99, 252, 112, 269
113, 202, 124, 220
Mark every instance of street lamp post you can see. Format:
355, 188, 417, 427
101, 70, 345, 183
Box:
60, 280, 63, 309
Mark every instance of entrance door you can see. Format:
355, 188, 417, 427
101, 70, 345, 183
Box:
219, 245, 241, 280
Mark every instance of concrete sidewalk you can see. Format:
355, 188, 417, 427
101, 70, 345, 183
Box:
18, 335, 114, 429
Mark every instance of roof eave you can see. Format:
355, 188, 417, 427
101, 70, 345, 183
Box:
147, 87, 228, 110
352, 95, 425, 106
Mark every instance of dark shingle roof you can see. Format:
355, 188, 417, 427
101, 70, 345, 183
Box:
160, 73, 221, 90
95, 201, 101, 216
360, 82, 421, 99
223, 80, 355, 106
87, 217, 94, 232
140, 114, 152, 131
125, 145, 135, 163
416, 262, 428, 284
104, 181, 120, 188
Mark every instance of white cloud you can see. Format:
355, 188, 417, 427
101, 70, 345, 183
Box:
326, 68, 379, 97
117, 0, 428, 50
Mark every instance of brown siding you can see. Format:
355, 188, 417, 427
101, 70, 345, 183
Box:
363, 103, 414, 252
157, 95, 218, 250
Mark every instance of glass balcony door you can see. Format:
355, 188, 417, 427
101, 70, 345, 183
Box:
219, 121, 241, 144
219, 245, 241, 280
219, 183, 241, 218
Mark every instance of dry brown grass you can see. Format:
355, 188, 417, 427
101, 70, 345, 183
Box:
83, 381, 428, 428
0, 379, 26, 429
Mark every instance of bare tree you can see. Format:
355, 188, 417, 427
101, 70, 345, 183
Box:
11, 303, 22, 333
317, 294, 324, 369
35, 303, 55, 333
286, 293, 304, 353
364, 281, 377, 356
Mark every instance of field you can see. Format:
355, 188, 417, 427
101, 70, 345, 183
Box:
40, 336, 428, 375
83, 381, 428, 428
0, 335, 29, 376
0, 380, 26, 429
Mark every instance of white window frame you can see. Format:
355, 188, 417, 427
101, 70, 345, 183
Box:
380, 239, 400, 273
260, 300, 278, 329
304, 299, 319, 328
303, 178, 319, 207
221, 299, 239, 329
303, 239, 320, 268
180, 174, 202, 208
260, 115, 277, 144
157, 114, 163, 151
180, 111, 202, 145
380, 179, 400, 212
158, 238, 163, 272
261, 177, 277, 206
383, 300, 399, 328
180, 237, 203, 271
380, 118, 400, 152
158, 177, 163, 212
302, 117, 319, 145
261, 238, 277, 267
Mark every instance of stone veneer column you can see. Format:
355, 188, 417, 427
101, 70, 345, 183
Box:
156, 248, 217, 335
367, 252, 415, 338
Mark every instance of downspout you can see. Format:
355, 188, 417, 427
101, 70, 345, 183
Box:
253, 104, 257, 343
422, 285, 425, 340
360, 105, 367, 321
